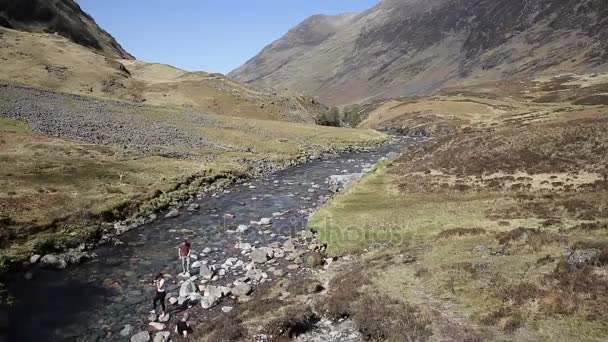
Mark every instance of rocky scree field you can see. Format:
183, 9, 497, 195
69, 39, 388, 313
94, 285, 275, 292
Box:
0, 83, 387, 283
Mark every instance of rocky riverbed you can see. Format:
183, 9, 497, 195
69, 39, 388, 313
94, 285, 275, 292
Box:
6, 136, 425, 342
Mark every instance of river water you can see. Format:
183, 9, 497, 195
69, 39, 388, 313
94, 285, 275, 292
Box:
7, 136, 424, 342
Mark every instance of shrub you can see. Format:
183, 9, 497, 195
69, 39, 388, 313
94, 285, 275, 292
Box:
352, 294, 432, 342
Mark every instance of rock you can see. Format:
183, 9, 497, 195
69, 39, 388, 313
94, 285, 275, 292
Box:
169, 297, 178, 305
283, 239, 296, 252
568, 249, 601, 267
201, 295, 219, 309
158, 313, 170, 323
148, 322, 166, 331
287, 264, 300, 270
237, 224, 249, 233
259, 217, 272, 225
199, 264, 214, 279
177, 296, 188, 306
202, 247, 212, 254
153, 331, 171, 342
191, 261, 202, 269
188, 292, 203, 302
148, 313, 158, 322
30, 254, 41, 264
328, 173, 364, 190
251, 247, 273, 263
165, 209, 179, 218
222, 306, 233, 313
179, 280, 198, 297
386, 151, 400, 160
40, 254, 67, 269
187, 203, 200, 212
232, 282, 252, 297
131, 331, 151, 342
120, 324, 134, 337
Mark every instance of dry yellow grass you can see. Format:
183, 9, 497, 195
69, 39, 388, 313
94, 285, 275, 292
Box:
0, 27, 323, 122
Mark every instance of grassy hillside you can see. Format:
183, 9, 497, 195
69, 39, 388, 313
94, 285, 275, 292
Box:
0, 27, 326, 123
307, 104, 608, 340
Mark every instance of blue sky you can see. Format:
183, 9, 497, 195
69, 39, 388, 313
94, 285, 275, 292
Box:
79, 0, 379, 74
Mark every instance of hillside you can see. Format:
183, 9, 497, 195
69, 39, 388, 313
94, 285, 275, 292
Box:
229, 0, 608, 105
0, 0, 133, 59
0, 27, 326, 123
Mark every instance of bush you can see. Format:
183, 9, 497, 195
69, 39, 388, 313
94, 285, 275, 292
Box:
353, 294, 432, 342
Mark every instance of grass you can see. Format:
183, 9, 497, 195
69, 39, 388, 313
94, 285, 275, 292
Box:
307, 115, 608, 340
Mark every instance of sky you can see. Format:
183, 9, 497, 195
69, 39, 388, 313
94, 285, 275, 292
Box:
79, 0, 379, 74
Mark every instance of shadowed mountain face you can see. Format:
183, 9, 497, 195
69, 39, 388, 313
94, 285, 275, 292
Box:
229, 0, 608, 105
0, 0, 133, 59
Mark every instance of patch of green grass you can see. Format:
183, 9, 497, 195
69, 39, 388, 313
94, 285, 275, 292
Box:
0, 118, 30, 133
309, 166, 505, 256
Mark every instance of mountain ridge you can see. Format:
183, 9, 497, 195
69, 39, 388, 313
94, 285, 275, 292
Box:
229, 0, 608, 105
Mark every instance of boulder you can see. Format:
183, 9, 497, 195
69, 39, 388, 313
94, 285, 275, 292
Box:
169, 297, 178, 305
386, 151, 400, 160
179, 280, 198, 297
202, 247, 212, 254
120, 324, 134, 337
200, 295, 219, 309
222, 306, 233, 313
251, 247, 273, 264
191, 261, 202, 269
568, 249, 601, 267
199, 265, 214, 279
154, 331, 171, 342
187, 203, 200, 212
158, 313, 170, 323
237, 224, 249, 233
131, 331, 151, 342
328, 173, 364, 190
148, 322, 166, 331
165, 209, 179, 218
40, 254, 67, 269
30, 254, 41, 264
232, 282, 252, 297
259, 218, 272, 225
283, 239, 296, 252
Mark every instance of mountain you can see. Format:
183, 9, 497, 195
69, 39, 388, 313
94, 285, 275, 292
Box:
229, 0, 608, 105
0, 0, 133, 59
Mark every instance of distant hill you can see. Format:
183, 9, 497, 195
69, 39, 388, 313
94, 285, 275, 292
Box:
0, 0, 133, 59
229, 0, 608, 105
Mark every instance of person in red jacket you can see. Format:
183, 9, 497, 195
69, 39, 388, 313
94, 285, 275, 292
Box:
178, 239, 191, 276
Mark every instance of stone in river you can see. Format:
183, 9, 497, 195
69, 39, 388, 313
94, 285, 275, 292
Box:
120, 324, 134, 337
131, 331, 150, 342
154, 331, 171, 342
148, 322, 166, 331
164, 209, 179, 218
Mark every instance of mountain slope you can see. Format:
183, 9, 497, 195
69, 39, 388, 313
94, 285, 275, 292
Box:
0, 0, 132, 59
0, 27, 325, 123
229, 0, 608, 105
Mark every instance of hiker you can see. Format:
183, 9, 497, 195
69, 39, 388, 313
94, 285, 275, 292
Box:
175, 312, 192, 337
150, 272, 166, 317
178, 239, 191, 276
